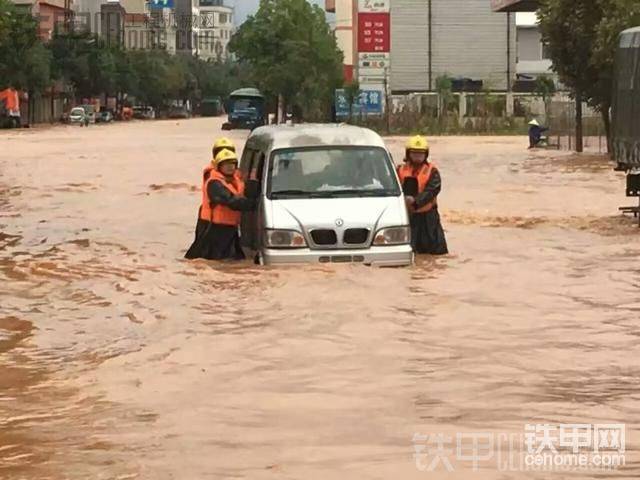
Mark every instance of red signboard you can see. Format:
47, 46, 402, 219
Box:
357, 12, 390, 53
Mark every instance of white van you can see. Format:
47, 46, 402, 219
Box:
239, 124, 414, 266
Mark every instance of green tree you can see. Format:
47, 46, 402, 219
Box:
591, 0, 640, 151
229, 0, 343, 121
89, 45, 117, 98
538, 0, 640, 152
0, 0, 51, 92
435, 75, 453, 119
534, 74, 556, 121
538, 0, 601, 152
113, 48, 138, 111
128, 50, 170, 109
49, 31, 96, 99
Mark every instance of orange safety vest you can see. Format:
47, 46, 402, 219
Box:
397, 162, 439, 213
199, 169, 245, 226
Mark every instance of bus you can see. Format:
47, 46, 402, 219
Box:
612, 27, 640, 198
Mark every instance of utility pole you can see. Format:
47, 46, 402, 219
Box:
428, 0, 432, 91
64, 0, 72, 33
575, 92, 583, 153
384, 66, 390, 135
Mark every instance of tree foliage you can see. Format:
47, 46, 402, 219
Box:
229, 0, 343, 121
534, 74, 556, 119
0, 0, 51, 91
538, 0, 640, 149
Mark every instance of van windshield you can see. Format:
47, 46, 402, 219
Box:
268, 147, 400, 199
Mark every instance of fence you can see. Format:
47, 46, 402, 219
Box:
546, 100, 607, 153
347, 92, 607, 149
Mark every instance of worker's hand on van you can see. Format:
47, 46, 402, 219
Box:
249, 168, 258, 181
404, 196, 415, 207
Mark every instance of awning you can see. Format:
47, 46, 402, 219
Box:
491, 0, 539, 12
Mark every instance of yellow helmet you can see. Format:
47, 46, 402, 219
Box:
406, 135, 430, 152
213, 148, 238, 168
212, 137, 236, 156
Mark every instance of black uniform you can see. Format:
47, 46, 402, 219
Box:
185, 179, 258, 260
407, 167, 448, 255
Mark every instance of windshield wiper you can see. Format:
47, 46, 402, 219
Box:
271, 189, 318, 198
314, 189, 399, 197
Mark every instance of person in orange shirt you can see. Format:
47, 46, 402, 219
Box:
185, 149, 258, 260
397, 135, 448, 255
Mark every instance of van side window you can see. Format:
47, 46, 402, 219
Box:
240, 148, 256, 173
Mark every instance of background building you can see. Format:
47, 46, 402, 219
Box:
390, 0, 516, 93
325, 0, 357, 82
327, 0, 517, 93
516, 13, 554, 81
11, 0, 73, 40
196, 0, 234, 60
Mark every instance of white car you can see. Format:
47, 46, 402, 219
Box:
238, 124, 414, 267
69, 107, 88, 126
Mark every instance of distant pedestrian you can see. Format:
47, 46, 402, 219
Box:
528, 119, 548, 148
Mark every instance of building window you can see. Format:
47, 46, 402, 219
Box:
199, 0, 223, 6
219, 12, 227, 24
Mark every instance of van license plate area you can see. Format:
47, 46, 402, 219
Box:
318, 255, 365, 263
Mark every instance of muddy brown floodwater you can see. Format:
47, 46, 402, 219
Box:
1, 118, 639, 480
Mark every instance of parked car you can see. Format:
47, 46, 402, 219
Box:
96, 109, 114, 123
132, 106, 155, 120
168, 104, 190, 119
69, 107, 89, 126
238, 124, 414, 267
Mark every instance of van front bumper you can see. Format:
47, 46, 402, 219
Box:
261, 245, 414, 267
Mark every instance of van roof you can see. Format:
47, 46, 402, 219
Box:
621, 26, 640, 36
247, 123, 387, 152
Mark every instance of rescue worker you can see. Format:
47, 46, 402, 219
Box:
185, 149, 258, 260
191, 137, 237, 238
212, 137, 235, 158
397, 136, 448, 255
528, 119, 548, 149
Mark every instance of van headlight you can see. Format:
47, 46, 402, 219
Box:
264, 229, 307, 248
373, 226, 410, 246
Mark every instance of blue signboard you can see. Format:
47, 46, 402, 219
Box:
148, 0, 173, 9
335, 89, 383, 118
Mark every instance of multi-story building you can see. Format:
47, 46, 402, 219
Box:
197, 0, 233, 60
11, 0, 74, 40
327, 0, 518, 93
325, 0, 357, 82
174, 0, 199, 55
72, 0, 105, 34
391, 0, 516, 93
516, 13, 553, 81
73, 0, 175, 53
491, 0, 538, 11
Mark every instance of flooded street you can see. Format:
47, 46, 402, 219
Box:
1, 118, 639, 479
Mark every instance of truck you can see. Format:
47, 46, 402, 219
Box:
0, 88, 21, 128
222, 88, 266, 131
612, 27, 640, 220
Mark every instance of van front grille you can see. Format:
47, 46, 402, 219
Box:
310, 229, 337, 246
343, 228, 369, 244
